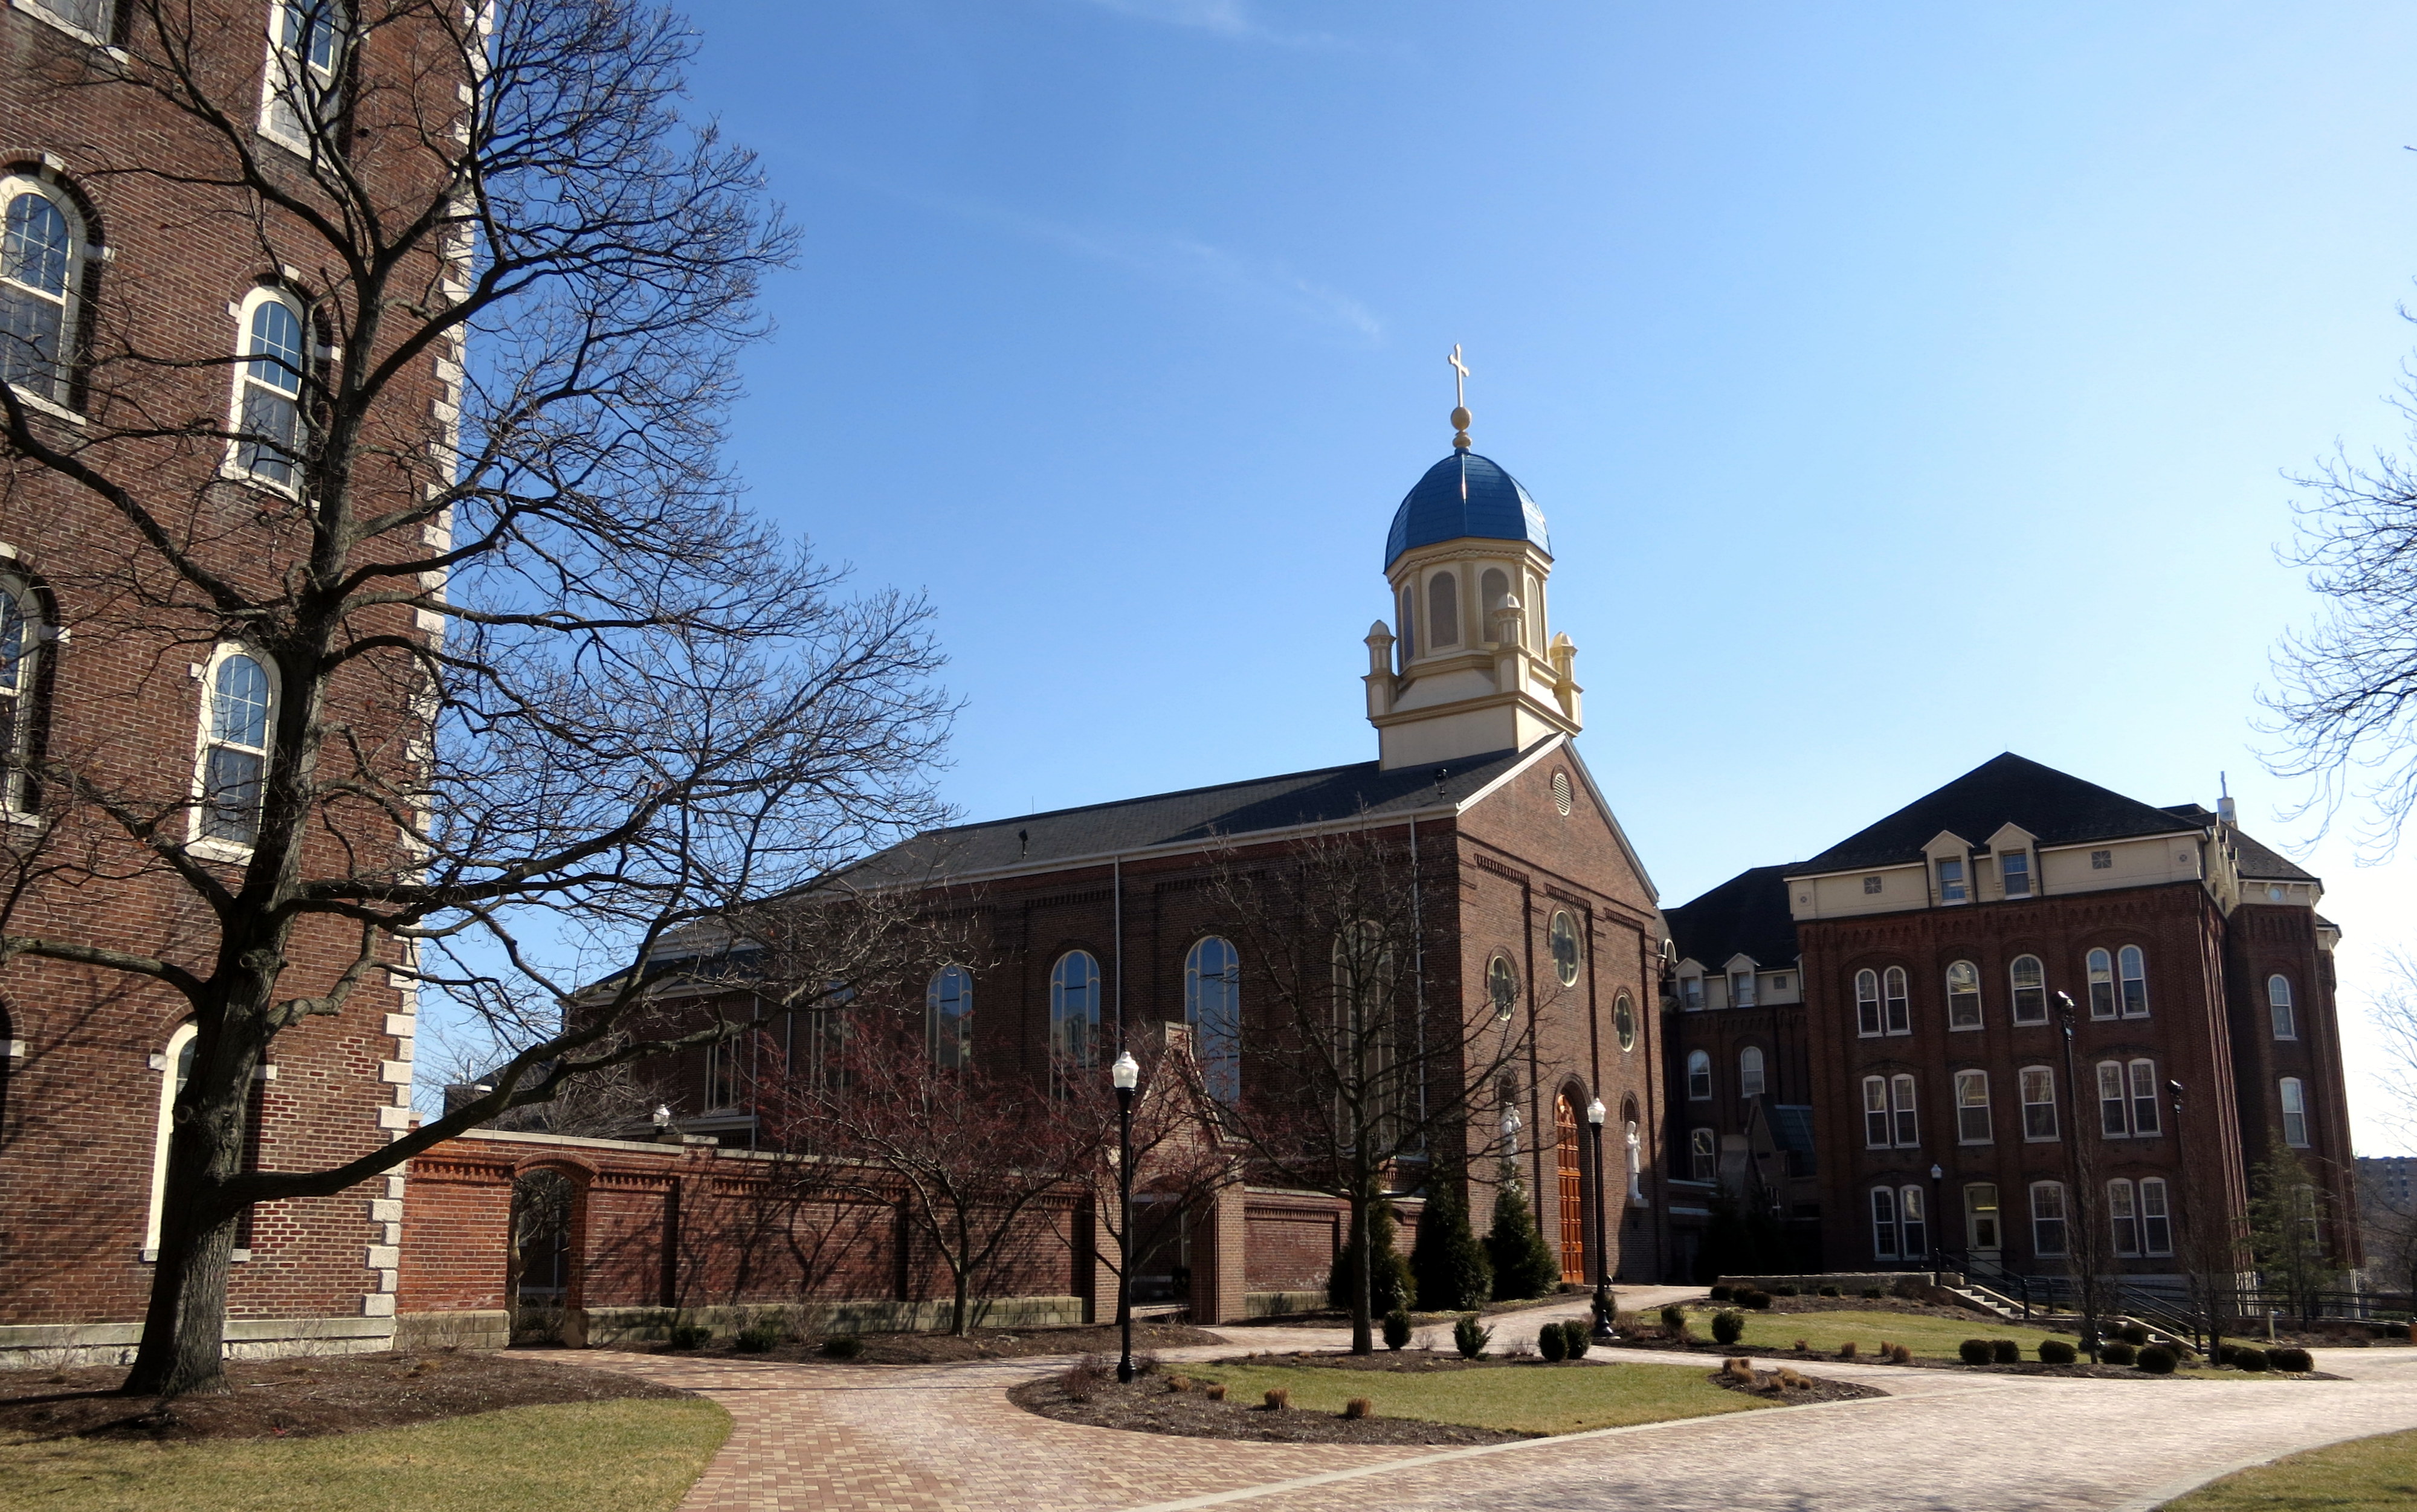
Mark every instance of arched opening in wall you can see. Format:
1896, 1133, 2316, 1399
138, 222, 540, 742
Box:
509, 1168, 580, 1345
1555, 1093, 1585, 1284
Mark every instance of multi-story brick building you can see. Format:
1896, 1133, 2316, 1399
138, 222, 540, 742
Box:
1660, 753, 2360, 1287
0, 0, 437, 1366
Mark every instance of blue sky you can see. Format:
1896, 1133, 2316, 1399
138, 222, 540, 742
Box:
670, 1, 2417, 1152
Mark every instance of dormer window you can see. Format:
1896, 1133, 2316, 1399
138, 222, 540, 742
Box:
1731, 971, 1755, 1008
2001, 851, 2031, 897
1681, 974, 1703, 1011
1937, 856, 1966, 903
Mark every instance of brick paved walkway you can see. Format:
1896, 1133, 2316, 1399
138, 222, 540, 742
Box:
596, 1315, 2417, 1512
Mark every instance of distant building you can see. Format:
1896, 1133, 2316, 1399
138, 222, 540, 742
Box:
2357, 1156, 2415, 1295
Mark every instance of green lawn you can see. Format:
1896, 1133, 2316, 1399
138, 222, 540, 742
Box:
1187, 1359, 1773, 1436
2158, 1428, 2417, 1511
1678, 1307, 2077, 1362
0, 1398, 730, 1512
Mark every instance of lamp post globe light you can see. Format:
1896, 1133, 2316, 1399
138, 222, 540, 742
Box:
1586, 1096, 1615, 1342
1112, 1050, 1140, 1384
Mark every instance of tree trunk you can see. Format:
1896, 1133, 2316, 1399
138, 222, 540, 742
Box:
123, 1136, 243, 1396
1348, 1188, 1373, 1356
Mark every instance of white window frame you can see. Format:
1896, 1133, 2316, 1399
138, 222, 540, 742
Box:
1945, 959, 1982, 1031
1862, 1074, 1889, 1148
2140, 1176, 2173, 1256
1870, 1185, 1899, 1259
1688, 1126, 1716, 1183
2097, 1060, 2129, 1138
1937, 854, 1967, 903
2280, 1076, 2309, 1148
1183, 935, 1241, 1104
2009, 954, 2047, 1025
926, 963, 973, 1072
1854, 968, 1881, 1036
259, 0, 350, 155
2128, 1058, 2161, 1137
143, 1023, 199, 1260
1549, 910, 1581, 987
1954, 1069, 1993, 1144
187, 643, 277, 861
2108, 1178, 2140, 1258
18, 0, 116, 44
2117, 945, 2149, 1018
1049, 949, 1101, 1086
224, 285, 312, 492
0, 175, 88, 414
2030, 1180, 2069, 1258
1890, 1072, 1918, 1148
1899, 1183, 1927, 1260
0, 570, 47, 813
1730, 969, 1756, 1008
2086, 948, 2116, 1019
1680, 971, 1704, 1011
1685, 1049, 1712, 1101
2268, 974, 2297, 1041
2019, 1065, 2058, 1141
2001, 849, 2032, 898
1738, 1044, 1766, 1099
1883, 965, 1911, 1034
703, 1036, 740, 1110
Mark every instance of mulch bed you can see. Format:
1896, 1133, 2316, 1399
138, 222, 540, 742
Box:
646, 1319, 1226, 1366
1757, 1296, 1993, 1321
1007, 1370, 1521, 1446
0, 1348, 688, 1443
1708, 1366, 1888, 1405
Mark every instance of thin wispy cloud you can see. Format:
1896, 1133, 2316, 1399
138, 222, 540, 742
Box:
1066, 0, 1353, 51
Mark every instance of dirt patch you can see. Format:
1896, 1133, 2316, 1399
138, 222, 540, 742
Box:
0, 1349, 687, 1443
1007, 1371, 1520, 1446
1706, 1365, 1888, 1405
646, 1319, 1225, 1366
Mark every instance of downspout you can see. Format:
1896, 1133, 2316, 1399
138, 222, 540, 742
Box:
1113, 854, 1123, 1049
1410, 813, 1427, 1144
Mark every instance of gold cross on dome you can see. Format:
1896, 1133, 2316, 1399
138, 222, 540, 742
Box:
1448, 344, 1471, 409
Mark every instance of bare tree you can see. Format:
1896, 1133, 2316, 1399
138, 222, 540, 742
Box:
2263, 365, 2417, 852
1200, 823, 1542, 1355
0, 0, 953, 1396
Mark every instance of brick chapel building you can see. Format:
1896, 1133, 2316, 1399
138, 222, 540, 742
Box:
0, 0, 436, 1366
1663, 754, 2360, 1285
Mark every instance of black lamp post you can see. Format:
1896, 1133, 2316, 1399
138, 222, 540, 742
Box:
1587, 1096, 1615, 1342
1928, 1163, 1944, 1287
1112, 1049, 1140, 1384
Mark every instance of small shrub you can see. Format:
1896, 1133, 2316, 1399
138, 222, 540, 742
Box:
1711, 1310, 1746, 1346
2226, 1345, 2270, 1372
734, 1322, 784, 1354
1538, 1322, 1569, 1362
1061, 1355, 1108, 1403
1774, 1285, 1799, 1298
1453, 1312, 1492, 1359
2137, 1345, 2177, 1375
1562, 1320, 1592, 1359
1659, 1304, 1688, 1339
1743, 1290, 1773, 1311
1775, 1366, 1809, 1389
1990, 1339, 2019, 1365
2102, 1342, 2138, 1366
1382, 1309, 1413, 1352
1263, 1388, 1289, 1410
1709, 1284, 1735, 1302
1205, 1383, 1227, 1401
2116, 1324, 2150, 1347
1343, 1396, 1373, 1420
1958, 1339, 1993, 1366
1862, 1287, 1884, 1300
667, 1324, 713, 1350
1167, 1374, 1192, 1392
1838, 1340, 1859, 1359
1888, 1343, 1914, 1365
1722, 1356, 1756, 1384
2271, 1347, 2314, 1374
819, 1334, 863, 1360
2038, 1339, 2077, 1365
1819, 1285, 1841, 1298
1792, 1338, 1810, 1353
1133, 1349, 1163, 1377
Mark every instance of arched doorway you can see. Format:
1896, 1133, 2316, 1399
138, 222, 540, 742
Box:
1555, 1094, 1585, 1284
509, 1168, 579, 1345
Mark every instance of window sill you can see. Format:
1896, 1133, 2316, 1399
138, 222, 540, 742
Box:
140, 1247, 251, 1264
7, 382, 86, 426
186, 836, 256, 866
7, 0, 113, 49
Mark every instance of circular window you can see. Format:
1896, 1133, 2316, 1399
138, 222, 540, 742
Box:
1551, 770, 1573, 816
1549, 910, 1581, 986
1613, 990, 1636, 1052
1486, 956, 1518, 1021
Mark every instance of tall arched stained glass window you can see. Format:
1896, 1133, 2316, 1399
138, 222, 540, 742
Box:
1185, 936, 1241, 1105
926, 964, 972, 1071
1048, 951, 1100, 1085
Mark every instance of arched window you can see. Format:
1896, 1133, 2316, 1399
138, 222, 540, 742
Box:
0, 573, 47, 811
1425, 569, 1459, 648
1612, 989, 1636, 1052
1524, 571, 1543, 648
1048, 950, 1100, 1081
1954, 1069, 1992, 1144
2279, 1077, 2309, 1147
2086, 948, 2116, 1019
2268, 975, 2297, 1040
2108, 1179, 2140, 1257
1870, 1186, 1899, 1259
1486, 954, 1517, 1021
1883, 966, 1910, 1034
1862, 1075, 1889, 1148
1184, 936, 1241, 1105
1549, 910, 1581, 987
1685, 1049, 1711, 1101
1480, 567, 1511, 643
2009, 955, 2047, 1025
2020, 1066, 2057, 1140
1889, 1073, 1918, 1147
196, 648, 273, 846
145, 1024, 198, 1259
1688, 1126, 1715, 1182
926, 964, 972, 1072
0, 181, 83, 405
1854, 969, 1882, 1037
263, 0, 352, 149
25, 0, 114, 38
2030, 1180, 2069, 1257
231, 290, 308, 487
1396, 585, 1416, 664
1899, 1185, 1927, 1261
2117, 945, 2148, 1018
1738, 1045, 1765, 1098
1945, 960, 1981, 1030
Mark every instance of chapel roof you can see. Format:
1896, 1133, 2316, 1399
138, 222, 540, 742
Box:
1385, 450, 1551, 568
1664, 864, 1799, 971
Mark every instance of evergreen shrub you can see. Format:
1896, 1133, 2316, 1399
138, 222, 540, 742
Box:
1410, 1180, 1493, 1311
1819, 1285, 1841, 1298
2270, 1347, 2312, 1373
2228, 1345, 2270, 1372
1659, 1304, 1688, 1339
1990, 1339, 2019, 1365
2137, 1345, 2177, 1374
1453, 1313, 1492, 1359
1328, 1202, 1415, 1316
2116, 1324, 2149, 1346
2102, 1342, 2138, 1366
2038, 1339, 2077, 1365
1711, 1310, 1746, 1346
1382, 1308, 1413, 1351
1958, 1339, 1993, 1365
1742, 1289, 1773, 1310
1485, 1183, 1562, 1301
1561, 1319, 1592, 1359
668, 1325, 712, 1350
1708, 1285, 1734, 1302
1538, 1321, 1569, 1361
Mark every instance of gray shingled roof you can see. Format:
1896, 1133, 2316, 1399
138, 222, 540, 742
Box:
849, 744, 1536, 886
2161, 805, 2319, 883
1787, 753, 2197, 877
1665, 864, 1798, 970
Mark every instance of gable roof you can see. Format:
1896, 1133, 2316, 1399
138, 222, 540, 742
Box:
848, 742, 1538, 887
1786, 753, 2198, 878
2160, 805, 2319, 883
1664, 864, 1798, 971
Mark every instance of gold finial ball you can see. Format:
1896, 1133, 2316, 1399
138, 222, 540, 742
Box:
1450, 406, 1472, 430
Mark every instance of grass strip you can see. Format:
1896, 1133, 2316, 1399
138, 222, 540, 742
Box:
2156, 1428, 2417, 1511
1188, 1359, 1772, 1436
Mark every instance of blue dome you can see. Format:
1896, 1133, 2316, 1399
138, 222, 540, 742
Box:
1385, 451, 1551, 568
